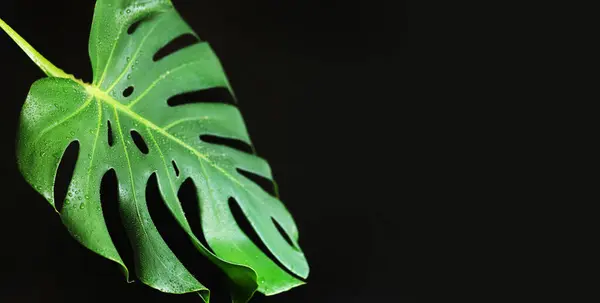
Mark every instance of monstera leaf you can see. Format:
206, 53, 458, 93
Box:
0, 0, 308, 302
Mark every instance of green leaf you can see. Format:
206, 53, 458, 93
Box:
0, 0, 308, 301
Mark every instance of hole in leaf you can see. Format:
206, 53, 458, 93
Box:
127, 14, 154, 35
228, 198, 304, 280
167, 88, 235, 107
127, 20, 142, 35
54, 141, 80, 213
236, 168, 276, 197
130, 130, 149, 155
200, 135, 254, 154
272, 217, 298, 251
107, 120, 114, 147
146, 174, 229, 300
172, 160, 180, 177
100, 169, 135, 272
153, 33, 199, 62
123, 86, 134, 98
178, 178, 213, 253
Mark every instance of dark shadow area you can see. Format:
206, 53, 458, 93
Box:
177, 177, 213, 253
130, 130, 149, 155
123, 86, 134, 98
200, 134, 254, 154
153, 33, 199, 62
172, 160, 180, 177
271, 218, 298, 251
100, 169, 135, 274
54, 141, 80, 213
228, 197, 304, 281
236, 168, 276, 197
107, 120, 114, 147
128, 14, 157, 35
146, 174, 232, 302
167, 87, 235, 107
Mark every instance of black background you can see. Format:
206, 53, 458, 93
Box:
0, 1, 412, 302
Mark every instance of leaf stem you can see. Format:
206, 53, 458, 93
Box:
0, 17, 73, 79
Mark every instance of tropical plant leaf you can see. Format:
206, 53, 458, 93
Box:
0, 0, 308, 302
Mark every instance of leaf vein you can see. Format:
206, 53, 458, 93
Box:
84, 98, 102, 193
30, 95, 94, 149
127, 60, 205, 108
163, 116, 210, 130
105, 17, 165, 93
